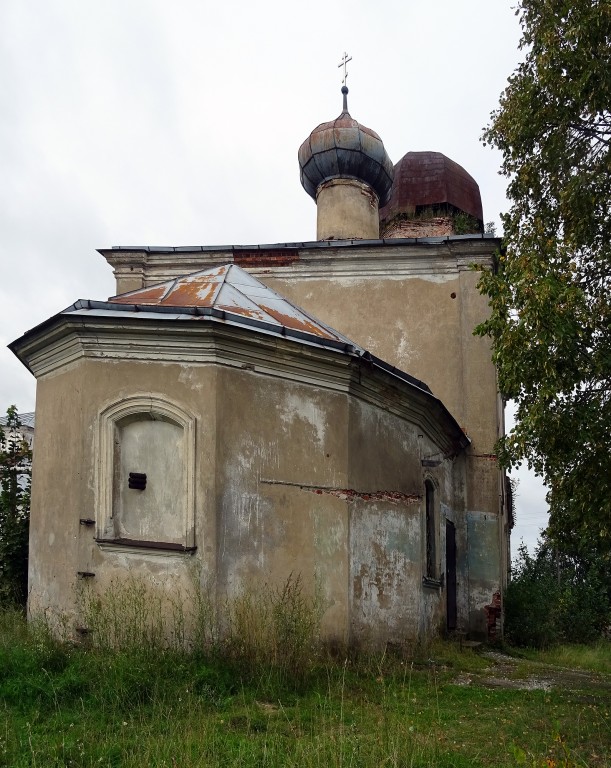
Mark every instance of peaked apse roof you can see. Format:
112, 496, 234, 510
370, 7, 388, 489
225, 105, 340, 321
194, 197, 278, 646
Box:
10, 263, 473, 454
108, 264, 359, 347
12, 263, 437, 397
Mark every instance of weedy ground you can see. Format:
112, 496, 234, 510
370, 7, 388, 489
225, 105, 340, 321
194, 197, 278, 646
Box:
1, 606, 610, 768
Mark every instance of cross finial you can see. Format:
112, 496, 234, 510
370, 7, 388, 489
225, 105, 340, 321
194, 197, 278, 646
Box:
338, 52, 352, 86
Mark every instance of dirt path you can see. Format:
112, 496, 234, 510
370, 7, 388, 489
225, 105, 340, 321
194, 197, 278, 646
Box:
452, 650, 611, 692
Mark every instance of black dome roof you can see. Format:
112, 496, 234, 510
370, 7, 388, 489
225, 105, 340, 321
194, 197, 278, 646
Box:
298, 89, 394, 206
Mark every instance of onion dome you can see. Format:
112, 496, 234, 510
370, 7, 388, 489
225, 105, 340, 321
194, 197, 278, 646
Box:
298, 87, 394, 206
379, 151, 483, 228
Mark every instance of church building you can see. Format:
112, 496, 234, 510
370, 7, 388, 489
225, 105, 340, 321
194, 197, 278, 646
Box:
10, 84, 511, 646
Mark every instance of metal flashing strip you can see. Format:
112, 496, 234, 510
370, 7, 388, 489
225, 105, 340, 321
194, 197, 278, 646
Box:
63, 301, 360, 356
105, 233, 499, 254
365, 352, 432, 395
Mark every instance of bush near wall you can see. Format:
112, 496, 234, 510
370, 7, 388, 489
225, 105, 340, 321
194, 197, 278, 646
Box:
505, 541, 611, 648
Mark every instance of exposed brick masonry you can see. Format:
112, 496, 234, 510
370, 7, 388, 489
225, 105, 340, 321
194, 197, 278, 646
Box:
380, 217, 454, 239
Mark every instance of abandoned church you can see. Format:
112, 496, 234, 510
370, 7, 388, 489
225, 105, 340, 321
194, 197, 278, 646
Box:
10, 84, 511, 646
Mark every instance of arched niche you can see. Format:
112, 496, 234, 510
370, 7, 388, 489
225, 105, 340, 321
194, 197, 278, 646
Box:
96, 396, 195, 551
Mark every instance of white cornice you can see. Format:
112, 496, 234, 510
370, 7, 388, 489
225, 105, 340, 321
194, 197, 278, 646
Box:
12, 313, 467, 456
100, 240, 498, 288
13, 315, 356, 389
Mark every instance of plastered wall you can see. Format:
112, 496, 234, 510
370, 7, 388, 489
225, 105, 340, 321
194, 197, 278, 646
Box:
28, 341, 465, 647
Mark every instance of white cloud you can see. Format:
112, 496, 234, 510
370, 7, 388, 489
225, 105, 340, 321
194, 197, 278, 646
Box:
1, 0, 544, 555
505, 403, 550, 555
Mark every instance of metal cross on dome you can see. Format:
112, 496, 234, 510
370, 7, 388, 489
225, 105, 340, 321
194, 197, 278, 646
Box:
338, 52, 352, 85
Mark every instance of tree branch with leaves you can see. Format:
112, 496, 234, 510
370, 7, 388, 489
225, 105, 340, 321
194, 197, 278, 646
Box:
477, 0, 611, 549
0, 406, 32, 606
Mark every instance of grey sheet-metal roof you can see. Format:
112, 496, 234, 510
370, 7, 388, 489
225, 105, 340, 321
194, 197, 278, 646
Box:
0, 412, 35, 429
57, 264, 435, 396
103, 232, 498, 254
108, 264, 359, 346
10, 264, 472, 454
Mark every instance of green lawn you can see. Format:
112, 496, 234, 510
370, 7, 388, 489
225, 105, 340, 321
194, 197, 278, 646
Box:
1, 610, 610, 767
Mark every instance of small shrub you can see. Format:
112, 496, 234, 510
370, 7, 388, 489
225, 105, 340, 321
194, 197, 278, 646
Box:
505, 542, 610, 648
452, 212, 482, 235
78, 575, 168, 651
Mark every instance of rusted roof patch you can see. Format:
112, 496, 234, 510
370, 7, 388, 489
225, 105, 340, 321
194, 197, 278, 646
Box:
108, 264, 349, 344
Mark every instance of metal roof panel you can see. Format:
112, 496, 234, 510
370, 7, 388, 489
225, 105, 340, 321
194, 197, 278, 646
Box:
107, 264, 357, 347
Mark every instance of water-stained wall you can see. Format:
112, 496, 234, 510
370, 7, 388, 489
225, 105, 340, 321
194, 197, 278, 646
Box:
22, 317, 467, 647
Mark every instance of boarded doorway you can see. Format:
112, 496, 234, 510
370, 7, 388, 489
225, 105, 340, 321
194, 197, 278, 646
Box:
446, 520, 457, 631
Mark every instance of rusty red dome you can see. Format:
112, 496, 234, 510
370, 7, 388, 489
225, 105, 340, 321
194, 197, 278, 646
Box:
379, 151, 483, 227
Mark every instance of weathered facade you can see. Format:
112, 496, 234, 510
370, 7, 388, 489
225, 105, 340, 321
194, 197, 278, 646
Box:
10, 87, 510, 645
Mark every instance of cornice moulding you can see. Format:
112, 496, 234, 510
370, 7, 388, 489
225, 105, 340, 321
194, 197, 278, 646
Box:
12, 314, 466, 457
101, 240, 497, 287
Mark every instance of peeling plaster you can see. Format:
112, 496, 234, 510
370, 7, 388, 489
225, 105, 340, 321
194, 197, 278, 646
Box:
262, 479, 420, 505
396, 333, 414, 365
309, 506, 346, 557
310, 487, 419, 504
278, 392, 327, 447
178, 365, 205, 391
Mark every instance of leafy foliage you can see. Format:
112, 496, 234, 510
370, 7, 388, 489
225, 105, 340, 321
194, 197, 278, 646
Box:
452, 212, 481, 235
505, 539, 610, 648
477, 1, 611, 549
0, 406, 32, 605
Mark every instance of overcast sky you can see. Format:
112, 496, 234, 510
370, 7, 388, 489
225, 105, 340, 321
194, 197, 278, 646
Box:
0, 0, 548, 553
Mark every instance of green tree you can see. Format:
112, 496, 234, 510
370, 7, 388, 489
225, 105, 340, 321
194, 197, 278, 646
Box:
505, 536, 610, 647
477, 1, 611, 549
0, 406, 32, 605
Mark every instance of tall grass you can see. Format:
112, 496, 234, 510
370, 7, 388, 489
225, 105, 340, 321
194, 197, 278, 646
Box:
223, 574, 324, 687
78, 572, 324, 689
517, 642, 611, 675
2, 582, 610, 767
